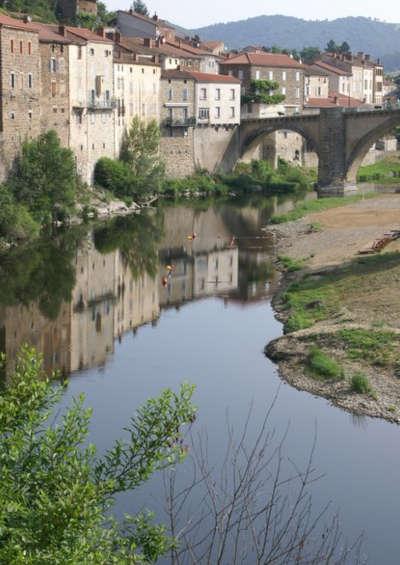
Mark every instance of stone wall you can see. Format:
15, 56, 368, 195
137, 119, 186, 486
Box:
160, 128, 195, 177
39, 41, 70, 147
193, 126, 239, 173
0, 27, 41, 181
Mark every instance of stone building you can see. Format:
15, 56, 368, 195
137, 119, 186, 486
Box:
312, 59, 352, 98
113, 39, 161, 155
220, 52, 305, 113
31, 22, 71, 147
0, 14, 41, 181
57, 0, 98, 22
60, 25, 115, 184
160, 69, 241, 177
304, 64, 329, 100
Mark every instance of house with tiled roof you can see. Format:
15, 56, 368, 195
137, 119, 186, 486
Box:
219, 51, 305, 112
304, 64, 330, 101
0, 14, 41, 181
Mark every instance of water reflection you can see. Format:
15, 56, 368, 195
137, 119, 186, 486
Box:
0, 196, 290, 377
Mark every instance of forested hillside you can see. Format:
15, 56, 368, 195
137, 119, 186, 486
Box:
193, 15, 400, 71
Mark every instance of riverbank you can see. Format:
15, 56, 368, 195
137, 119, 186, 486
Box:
266, 193, 400, 423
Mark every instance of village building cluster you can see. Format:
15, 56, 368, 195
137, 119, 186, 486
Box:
0, 2, 397, 184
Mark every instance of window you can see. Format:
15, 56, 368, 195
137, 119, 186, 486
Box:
50, 58, 57, 72
230, 107, 235, 118
269, 71, 273, 80
198, 108, 209, 120
281, 86, 286, 95
255, 70, 260, 80
19, 41, 23, 54
141, 68, 144, 74
90, 48, 95, 55
28, 73, 33, 88
230, 88, 235, 100
296, 71, 300, 81
51, 81, 57, 97
238, 70, 244, 79
10, 111, 15, 120
10, 72, 15, 89
28, 110, 32, 120
296, 87, 300, 98
183, 87, 188, 101
317, 86, 321, 96
215, 88, 221, 100
10, 39, 14, 53
282, 71, 287, 80
215, 106, 221, 118
168, 88, 173, 101
78, 46, 82, 60
200, 87, 207, 100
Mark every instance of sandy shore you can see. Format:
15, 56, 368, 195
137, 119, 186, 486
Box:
266, 193, 400, 424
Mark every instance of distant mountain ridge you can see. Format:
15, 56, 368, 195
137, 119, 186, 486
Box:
192, 15, 400, 71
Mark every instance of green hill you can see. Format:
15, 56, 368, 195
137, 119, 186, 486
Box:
193, 15, 400, 71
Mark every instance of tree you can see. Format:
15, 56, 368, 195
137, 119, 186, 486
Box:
326, 39, 338, 53
0, 183, 38, 244
339, 41, 351, 54
0, 346, 196, 564
133, 0, 149, 16
300, 46, 321, 64
120, 117, 165, 195
8, 131, 78, 224
242, 79, 286, 105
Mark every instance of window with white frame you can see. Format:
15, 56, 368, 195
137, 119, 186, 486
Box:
200, 87, 207, 100
238, 70, 244, 79
230, 88, 235, 100
215, 106, 221, 119
281, 86, 286, 95
255, 70, 260, 80
269, 71, 273, 80
296, 87, 300, 98
215, 88, 221, 100
230, 106, 235, 118
282, 71, 287, 80
296, 71, 300, 81
198, 107, 209, 120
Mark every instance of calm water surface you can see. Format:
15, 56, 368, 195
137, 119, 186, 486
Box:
1, 193, 399, 564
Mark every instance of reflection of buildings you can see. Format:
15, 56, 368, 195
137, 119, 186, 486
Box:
0, 202, 282, 379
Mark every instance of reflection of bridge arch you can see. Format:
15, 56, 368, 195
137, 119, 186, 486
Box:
345, 113, 400, 184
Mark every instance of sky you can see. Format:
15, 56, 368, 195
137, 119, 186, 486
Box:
105, 0, 400, 28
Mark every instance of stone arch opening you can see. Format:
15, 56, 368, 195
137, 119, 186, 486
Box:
240, 124, 320, 171
346, 117, 400, 184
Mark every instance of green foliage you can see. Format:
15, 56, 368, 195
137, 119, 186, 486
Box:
307, 347, 344, 381
1, 0, 56, 21
133, 0, 149, 16
326, 39, 339, 53
0, 184, 39, 244
278, 255, 305, 272
120, 117, 165, 195
242, 79, 285, 105
351, 372, 372, 394
162, 172, 229, 199
8, 131, 78, 224
94, 210, 164, 279
94, 157, 139, 200
270, 192, 376, 224
339, 328, 398, 367
0, 346, 196, 564
357, 157, 400, 184
283, 279, 337, 332
300, 46, 321, 63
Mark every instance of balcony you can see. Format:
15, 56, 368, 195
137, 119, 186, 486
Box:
163, 116, 196, 128
73, 97, 116, 111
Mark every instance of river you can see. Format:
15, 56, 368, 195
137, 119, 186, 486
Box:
0, 193, 399, 563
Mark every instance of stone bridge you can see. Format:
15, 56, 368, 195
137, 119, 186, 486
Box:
239, 107, 400, 195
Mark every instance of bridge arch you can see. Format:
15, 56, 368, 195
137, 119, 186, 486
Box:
240, 121, 321, 165
345, 114, 400, 184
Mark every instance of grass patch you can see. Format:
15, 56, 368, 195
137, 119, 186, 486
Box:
307, 347, 344, 381
358, 156, 400, 184
282, 252, 400, 333
351, 372, 373, 394
339, 328, 398, 367
270, 193, 376, 224
278, 255, 305, 272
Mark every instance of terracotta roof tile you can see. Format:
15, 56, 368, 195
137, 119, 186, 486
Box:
305, 93, 370, 108
0, 13, 37, 32
221, 52, 304, 69
162, 69, 240, 83
313, 61, 352, 76
65, 26, 113, 44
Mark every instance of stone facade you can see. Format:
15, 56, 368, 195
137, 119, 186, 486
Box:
37, 35, 70, 146
0, 20, 41, 181
58, 0, 97, 21
304, 67, 329, 100
114, 53, 161, 156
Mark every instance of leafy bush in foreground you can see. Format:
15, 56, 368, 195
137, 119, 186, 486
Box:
307, 347, 344, 381
0, 346, 196, 564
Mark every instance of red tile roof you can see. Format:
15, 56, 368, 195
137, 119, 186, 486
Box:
313, 61, 352, 76
305, 93, 370, 108
29, 22, 72, 44
65, 26, 113, 44
221, 52, 304, 69
162, 69, 241, 83
0, 13, 37, 32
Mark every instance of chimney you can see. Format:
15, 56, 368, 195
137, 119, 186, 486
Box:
23, 15, 32, 23
333, 95, 338, 105
144, 37, 153, 47
96, 27, 105, 38
129, 9, 133, 14
115, 31, 121, 43
357, 51, 363, 59
58, 25, 66, 36
365, 54, 370, 61
152, 13, 158, 21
